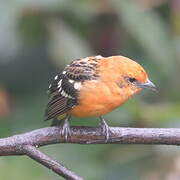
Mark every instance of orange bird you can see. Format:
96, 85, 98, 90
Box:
45, 55, 156, 140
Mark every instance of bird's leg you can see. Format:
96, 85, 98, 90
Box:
99, 116, 111, 141
60, 114, 71, 141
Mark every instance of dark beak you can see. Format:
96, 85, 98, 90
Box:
137, 79, 157, 92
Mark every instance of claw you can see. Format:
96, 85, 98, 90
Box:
99, 116, 111, 141
60, 115, 71, 141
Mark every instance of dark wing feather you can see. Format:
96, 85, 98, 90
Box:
45, 95, 76, 120
45, 73, 78, 120
45, 56, 101, 121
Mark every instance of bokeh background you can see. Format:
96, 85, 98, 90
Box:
0, 0, 180, 179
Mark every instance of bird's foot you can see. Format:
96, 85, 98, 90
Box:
61, 116, 71, 141
99, 116, 112, 141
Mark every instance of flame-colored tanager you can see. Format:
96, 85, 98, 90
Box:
45, 55, 156, 140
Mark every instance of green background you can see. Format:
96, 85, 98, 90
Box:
0, 0, 180, 179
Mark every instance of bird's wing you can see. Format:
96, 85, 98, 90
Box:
44, 73, 78, 120
44, 56, 101, 120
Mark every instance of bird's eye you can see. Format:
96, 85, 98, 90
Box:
128, 77, 137, 83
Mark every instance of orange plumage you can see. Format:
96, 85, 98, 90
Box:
69, 56, 148, 117
45, 55, 156, 139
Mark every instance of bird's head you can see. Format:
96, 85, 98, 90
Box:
111, 56, 157, 95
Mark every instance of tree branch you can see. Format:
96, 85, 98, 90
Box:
1, 126, 180, 179
21, 145, 83, 180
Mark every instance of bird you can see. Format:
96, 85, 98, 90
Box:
44, 55, 156, 140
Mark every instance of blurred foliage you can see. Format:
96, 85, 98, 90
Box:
0, 0, 180, 179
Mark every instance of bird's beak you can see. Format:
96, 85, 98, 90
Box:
137, 79, 157, 92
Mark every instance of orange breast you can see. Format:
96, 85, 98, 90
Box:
69, 81, 130, 117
